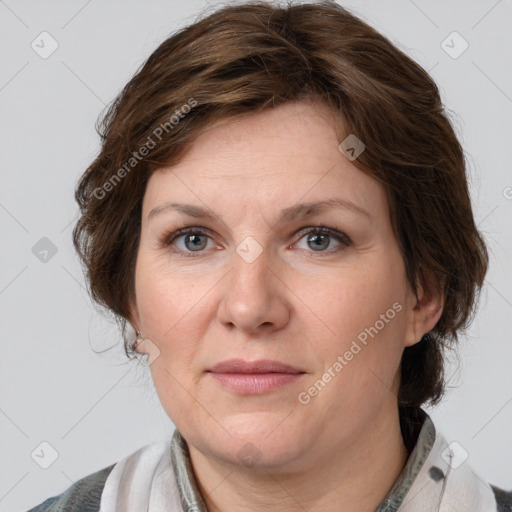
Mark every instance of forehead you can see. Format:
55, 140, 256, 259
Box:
142, 101, 387, 225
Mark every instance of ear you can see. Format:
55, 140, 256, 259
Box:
127, 300, 141, 335
403, 269, 444, 347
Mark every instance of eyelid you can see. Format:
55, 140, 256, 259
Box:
160, 226, 213, 243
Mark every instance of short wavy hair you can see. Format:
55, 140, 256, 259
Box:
73, 0, 488, 416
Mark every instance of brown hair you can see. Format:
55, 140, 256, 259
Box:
73, 0, 488, 413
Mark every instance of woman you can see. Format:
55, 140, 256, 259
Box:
27, 1, 511, 510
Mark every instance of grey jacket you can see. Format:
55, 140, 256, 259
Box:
26, 463, 115, 512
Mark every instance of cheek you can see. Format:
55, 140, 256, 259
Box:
136, 261, 208, 425
297, 253, 408, 402
135, 252, 209, 340
294, 256, 408, 349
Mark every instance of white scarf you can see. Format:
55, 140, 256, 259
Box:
99, 414, 500, 512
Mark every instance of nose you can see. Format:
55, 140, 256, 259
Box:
217, 243, 291, 334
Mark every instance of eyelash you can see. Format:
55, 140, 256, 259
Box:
159, 224, 352, 258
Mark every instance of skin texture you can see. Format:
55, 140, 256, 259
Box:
130, 101, 443, 511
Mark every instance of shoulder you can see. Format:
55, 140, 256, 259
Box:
26, 441, 172, 512
492, 484, 512, 511
26, 463, 116, 512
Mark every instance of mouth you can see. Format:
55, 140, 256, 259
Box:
207, 359, 306, 395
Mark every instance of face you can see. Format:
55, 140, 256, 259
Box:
131, 101, 431, 472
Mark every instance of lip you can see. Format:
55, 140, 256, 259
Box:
207, 359, 305, 395
209, 359, 303, 374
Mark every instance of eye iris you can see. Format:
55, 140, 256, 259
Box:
185, 234, 207, 251
308, 233, 329, 251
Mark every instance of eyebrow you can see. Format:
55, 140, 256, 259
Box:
148, 198, 371, 224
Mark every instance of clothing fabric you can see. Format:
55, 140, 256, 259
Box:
25, 463, 115, 512
27, 408, 512, 511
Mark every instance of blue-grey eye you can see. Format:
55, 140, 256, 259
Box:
180, 233, 209, 251
306, 232, 331, 251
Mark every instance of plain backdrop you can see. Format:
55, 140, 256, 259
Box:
1, 0, 511, 510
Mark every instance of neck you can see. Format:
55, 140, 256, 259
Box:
187, 404, 410, 512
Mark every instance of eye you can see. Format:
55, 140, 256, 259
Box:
162, 227, 216, 256
159, 225, 352, 258
293, 226, 352, 255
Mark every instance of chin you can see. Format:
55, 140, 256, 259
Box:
220, 438, 304, 472
192, 412, 307, 470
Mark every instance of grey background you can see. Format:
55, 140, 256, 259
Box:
1, 0, 511, 510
